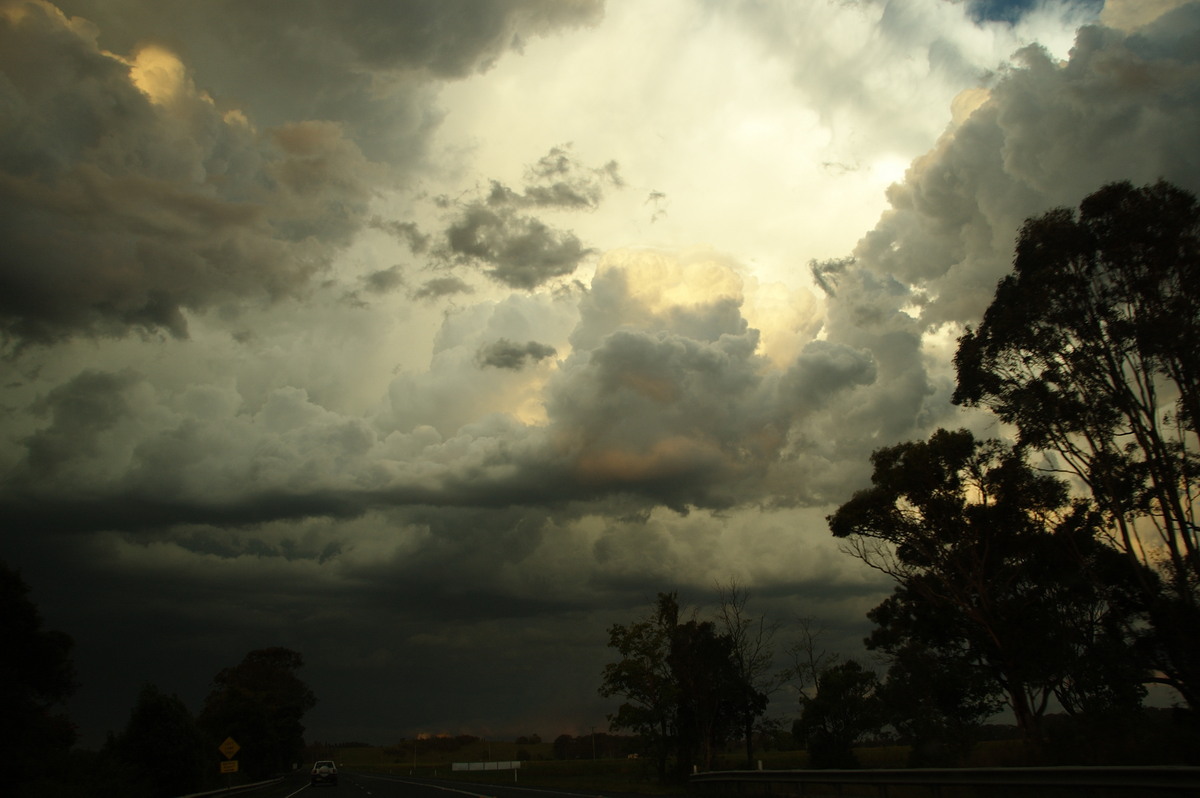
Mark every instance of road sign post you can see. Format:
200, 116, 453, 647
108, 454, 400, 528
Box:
219, 737, 241, 784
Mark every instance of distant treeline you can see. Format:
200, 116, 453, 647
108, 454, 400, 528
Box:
346, 732, 644, 761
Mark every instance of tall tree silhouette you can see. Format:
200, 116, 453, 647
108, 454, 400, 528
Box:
1, 560, 77, 794
955, 180, 1200, 711
830, 429, 1147, 741
198, 647, 316, 778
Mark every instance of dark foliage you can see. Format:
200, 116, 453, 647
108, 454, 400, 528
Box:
954, 179, 1200, 712
198, 647, 317, 778
1, 560, 78, 796
600, 593, 763, 781
795, 659, 883, 768
111, 683, 207, 797
830, 430, 1149, 747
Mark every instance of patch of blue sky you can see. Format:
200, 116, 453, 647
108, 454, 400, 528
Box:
966, 0, 1103, 24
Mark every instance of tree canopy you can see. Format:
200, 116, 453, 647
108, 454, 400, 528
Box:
197, 647, 316, 778
600, 592, 763, 781
1, 560, 77, 791
114, 683, 206, 798
829, 429, 1147, 741
954, 180, 1200, 710
795, 659, 882, 769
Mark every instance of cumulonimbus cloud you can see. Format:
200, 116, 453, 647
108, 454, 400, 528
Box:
0, 2, 374, 346
850, 4, 1200, 328
0, 1, 606, 348
5, 3, 1199, 532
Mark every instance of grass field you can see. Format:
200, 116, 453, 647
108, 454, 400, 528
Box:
309, 729, 1190, 796
331, 742, 680, 793
317, 739, 1038, 795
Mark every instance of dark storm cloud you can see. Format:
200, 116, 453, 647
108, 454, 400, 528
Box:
0, 490, 368, 536
0, 1, 606, 348
20, 369, 141, 473
1, 247, 890, 539
442, 202, 591, 289
5, 3, 1196, 541
338, 506, 565, 610
370, 217, 431, 254
362, 265, 406, 295
551, 328, 766, 449
476, 338, 558, 370
783, 340, 877, 409
520, 144, 623, 209
19, 0, 1200, 551
313, 0, 605, 78
51, 0, 605, 161
0, 2, 375, 346
539, 269, 791, 509
472, 143, 624, 212
413, 276, 474, 299
428, 145, 622, 289
808, 256, 855, 297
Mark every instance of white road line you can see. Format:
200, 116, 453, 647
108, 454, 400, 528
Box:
350, 774, 611, 798
353, 774, 496, 798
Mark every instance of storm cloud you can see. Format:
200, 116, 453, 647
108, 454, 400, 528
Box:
429, 145, 623, 288
0, 0, 603, 347
477, 339, 558, 370
2, 0, 1198, 748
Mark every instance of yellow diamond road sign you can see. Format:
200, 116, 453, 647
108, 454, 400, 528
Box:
219, 737, 240, 759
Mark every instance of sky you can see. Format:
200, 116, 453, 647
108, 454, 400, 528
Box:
2, 0, 1199, 748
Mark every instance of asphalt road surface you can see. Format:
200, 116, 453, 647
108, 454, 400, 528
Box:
228, 771, 648, 798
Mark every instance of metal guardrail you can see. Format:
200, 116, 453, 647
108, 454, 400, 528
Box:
689, 765, 1200, 796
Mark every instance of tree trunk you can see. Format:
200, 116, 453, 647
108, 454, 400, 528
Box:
1006, 676, 1042, 742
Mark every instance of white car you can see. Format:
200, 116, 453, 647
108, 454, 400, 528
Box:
310, 760, 338, 786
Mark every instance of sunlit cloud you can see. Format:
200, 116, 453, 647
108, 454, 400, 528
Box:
127, 45, 189, 105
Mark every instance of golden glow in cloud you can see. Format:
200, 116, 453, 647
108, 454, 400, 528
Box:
596, 246, 827, 370
128, 45, 189, 105
575, 435, 724, 485
599, 247, 745, 316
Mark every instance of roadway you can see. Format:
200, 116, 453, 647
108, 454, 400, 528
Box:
226, 771, 646, 798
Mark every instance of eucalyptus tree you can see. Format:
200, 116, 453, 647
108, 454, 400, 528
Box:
871, 633, 999, 766
715, 580, 778, 769
795, 659, 882, 769
954, 180, 1200, 710
198, 647, 316, 778
601, 592, 756, 780
669, 614, 745, 775
599, 593, 680, 780
829, 429, 1146, 741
